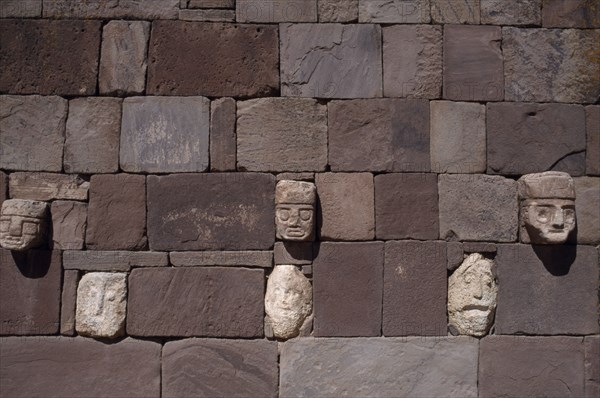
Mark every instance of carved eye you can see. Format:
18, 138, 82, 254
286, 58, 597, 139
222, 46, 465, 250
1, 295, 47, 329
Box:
536, 208, 549, 223
22, 221, 38, 235
299, 209, 312, 221
563, 209, 575, 223
278, 209, 290, 221
464, 274, 473, 284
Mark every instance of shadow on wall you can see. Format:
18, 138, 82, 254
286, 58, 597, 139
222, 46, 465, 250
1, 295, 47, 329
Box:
532, 244, 577, 276
12, 250, 51, 279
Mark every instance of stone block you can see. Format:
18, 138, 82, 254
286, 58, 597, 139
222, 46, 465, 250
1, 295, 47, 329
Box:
0, 337, 161, 398
236, 0, 317, 22
0, 0, 41, 17
170, 251, 273, 267
277, 172, 315, 181
0, 96, 67, 172
384, 241, 447, 336
430, 101, 486, 173
9, 173, 88, 201
0, 171, 6, 207
0, 249, 61, 335
163, 339, 278, 398
0, 20, 100, 95
587, 105, 600, 175
318, 0, 358, 22
280, 23, 382, 98
42, 0, 179, 19
462, 242, 496, 254
447, 241, 464, 271
99, 21, 150, 96
147, 21, 279, 97
480, 0, 541, 25
86, 174, 146, 251
274, 242, 312, 265
431, 0, 480, 23
542, 0, 600, 28
63, 251, 168, 271
128, 267, 264, 337
64, 98, 121, 173
179, 8, 235, 21
480, 336, 585, 398
504, 27, 600, 103
280, 337, 478, 397
585, 336, 600, 398
358, 0, 431, 22
487, 102, 586, 175
316, 173, 375, 241
575, 177, 600, 245
313, 242, 383, 336
237, 98, 327, 172
50, 201, 86, 250
60, 269, 78, 336
121, 96, 209, 173
443, 25, 503, 101
328, 99, 430, 172
495, 244, 599, 335
188, 0, 235, 8
147, 173, 274, 251
375, 173, 438, 240
210, 98, 236, 171
439, 174, 518, 242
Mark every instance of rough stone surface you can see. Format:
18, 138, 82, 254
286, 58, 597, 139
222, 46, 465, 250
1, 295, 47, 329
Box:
9, 172, 89, 201
487, 103, 586, 175
313, 242, 383, 336
375, 173, 438, 240
76, 272, 127, 339
431, 0, 480, 23
318, 0, 358, 22
128, 267, 264, 337
147, 173, 274, 251
439, 174, 518, 242
0, 96, 67, 172
63, 251, 168, 271
0, 172, 6, 208
280, 23, 382, 98
0, 337, 161, 398
0, 0, 41, 17
64, 97, 121, 173
187, 0, 235, 8
277, 172, 315, 182
0, 199, 49, 251
328, 99, 430, 172
163, 339, 278, 398
495, 244, 599, 335
121, 96, 210, 173
99, 21, 150, 96
587, 105, 600, 175
0, 249, 61, 335
147, 21, 279, 97
480, 336, 585, 398
210, 98, 236, 171
42, 0, 179, 19
443, 25, 503, 101
60, 269, 78, 336
575, 177, 600, 245
316, 173, 375, 241
274, 242, 312, 265
430, 101, 486, 173
384, 241, 447, 336
280, 337, 478, 398
358, 0, 431, 23
480, 0, 541, 25
51, 201, 86, 250
86, 174, 147, 251
237, 98, 327, 172
0, 20, 100, 95
542, 0, 600, 28
170, 251, 273, 267
179, 8, 235, 21
237, 0, 317, 22
503, 27, 600, 103
585, 336, 600, 398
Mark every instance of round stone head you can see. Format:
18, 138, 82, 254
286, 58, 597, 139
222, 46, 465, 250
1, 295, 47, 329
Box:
0, 199, 48, 251
275, 180, 316, 241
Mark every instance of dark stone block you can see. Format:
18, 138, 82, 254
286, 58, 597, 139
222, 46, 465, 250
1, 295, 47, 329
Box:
587, 105, 599, 175
274, 241, 312, 265
210, 98, 236, 171
542, 0, 600, 28
60, 269, 79, 336
462, 242, 496, 254
0, 171, 6, 207
585, 336, 600, 398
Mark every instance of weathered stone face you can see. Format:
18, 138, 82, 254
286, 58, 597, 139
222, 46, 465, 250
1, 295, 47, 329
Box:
275, 180, 316, 241
0, 199, 48, 251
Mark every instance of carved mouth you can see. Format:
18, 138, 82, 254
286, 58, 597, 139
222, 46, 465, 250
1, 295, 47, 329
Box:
461, 305, 490, 312
285, 228, 305, 237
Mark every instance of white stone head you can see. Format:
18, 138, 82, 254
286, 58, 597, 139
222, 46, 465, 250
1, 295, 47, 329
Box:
275, 180, 316, 241
0, 199, 48, 251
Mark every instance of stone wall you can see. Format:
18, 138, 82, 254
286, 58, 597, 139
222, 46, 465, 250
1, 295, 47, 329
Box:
0, 0, 598, 397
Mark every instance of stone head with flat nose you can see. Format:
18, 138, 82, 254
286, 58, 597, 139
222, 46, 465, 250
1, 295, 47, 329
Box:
0, 199, 48, 251
275, 180, 316, 241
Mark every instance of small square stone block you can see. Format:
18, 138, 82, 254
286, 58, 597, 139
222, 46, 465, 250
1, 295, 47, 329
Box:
51, 201, 87, 250
274, 242, 312, 265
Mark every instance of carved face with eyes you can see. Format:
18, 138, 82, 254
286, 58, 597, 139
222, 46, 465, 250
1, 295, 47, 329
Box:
0, 199, 48, 251
523, 199, 575, 244
275, 180, 316, 241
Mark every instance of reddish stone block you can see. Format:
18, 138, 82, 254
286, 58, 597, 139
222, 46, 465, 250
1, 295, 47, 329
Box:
51, 201, 87, 250
210, 98, 236, 171
542, 0, 600, 28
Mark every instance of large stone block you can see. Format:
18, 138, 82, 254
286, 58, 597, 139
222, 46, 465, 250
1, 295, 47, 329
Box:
318, 0, 358, 22
0, 20, 100, 95
542, 0, 600, 28
63, 251, 168, 271
236, 0, 317, 22
237, 98, 327, 172
147, 21, 279, 97
431, 0, 480, 23
280, 337, 478, 397
50, 201, 86, 250
480, 336, 585, 398
480, 0, 541, 25
128, 267, 264, 337
60, 269, 78, 336
280, 23, 382, 98
0, 96, 67, 172
504, 27, 600, 103
0, 0, 41, 17
439, 174, 518, 242
121, 97, 209, 173
495, 244, 599, 335
487, 102, 586, 175
358, 0, 431, 22
313, 242, 383, 336
586, 336, 600, 398
147, 173, 274, 250
42, 0, 179, 19
9, 172, 88, 201
587, 105, 600, 175
210, 98, 236, 172
575, 177, 600, 244
170, 251, 272, 267
0, 337, 161, 398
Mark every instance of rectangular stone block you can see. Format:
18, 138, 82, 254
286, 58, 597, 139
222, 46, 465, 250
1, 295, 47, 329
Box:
0, 249, 61, 335
375, 173, 438, 240
313, 242, 383, 337
480, 0, 541, 25
147, 21, 279, 97
0, 20, 100, 95
9, 173, 89, 201
542, 0, 600, 28
587, 105, 600, 175
585, 336, 600, 398
170, 251, 273, 267
0, 0, 41, 17
0, 337, 161, 398
274, 242, 312, 265
237, 98, 327, 172
328, 99, 430, 172
0, 96, 67, 172
480, 336, 584, 398
495, 244, 599, 335
237, 0, 317, 22
163, 339, 278, 398
51, 201, 86, 250
60, 269, 79, 336
358, 0, 431, 22
210, 98, 236, 172
147, 173, 275, 251
179, 8, 235, 21
318, 0, 358, 22
43, 0, 179, 19
280, 337, 478, 397
431, 0, 480, 23
575, 177, 600, 245
128, 267, 264, 337
277, 172, 315, 181
462, 242, 496, 254
63, 251, 168, 271
280, 23, 382, 98
188, 0, 235, 8
0, 171, 7, 208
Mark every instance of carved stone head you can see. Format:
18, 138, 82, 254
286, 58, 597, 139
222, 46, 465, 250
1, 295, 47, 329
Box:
275, 180, 316, 241
0, 199, 48, 251
448, 253, 498, 337
518, 172, 576, 244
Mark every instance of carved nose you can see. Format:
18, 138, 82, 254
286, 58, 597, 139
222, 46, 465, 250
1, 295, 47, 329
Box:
8, 220, 22, 236
473, 282, 483, 299
552, 210, 564, 228
288, 210, 299, 226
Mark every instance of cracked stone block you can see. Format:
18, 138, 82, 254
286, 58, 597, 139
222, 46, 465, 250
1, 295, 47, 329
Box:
574, 177, 600, 245
237, 0, 317, 22
358, 0, 431, 22
0, 0, 41, 17
60, 269, 78, 336
318, 0, 358, 21
210, 98, 236, 172
586, 336, 600, 398
43, 0, 179, 19
9, 173, 88, 201
431, 0, 480, 23
480, 0, 541, 25
542, 0, 600, 28
587, 105, 600, 175
51, 201, 86, 250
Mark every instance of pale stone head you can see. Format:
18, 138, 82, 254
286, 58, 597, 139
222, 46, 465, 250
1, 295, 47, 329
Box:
265, 265, 312, 339
448, 253, 498, 337
275, 180, 316, 241
0, 199, 48, 251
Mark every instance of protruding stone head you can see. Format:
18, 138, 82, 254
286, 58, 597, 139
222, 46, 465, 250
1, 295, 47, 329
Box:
448, 253, 498, 337
0, 199, 48, 251
275, 180, 316, 241
518, 171, 576, 244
